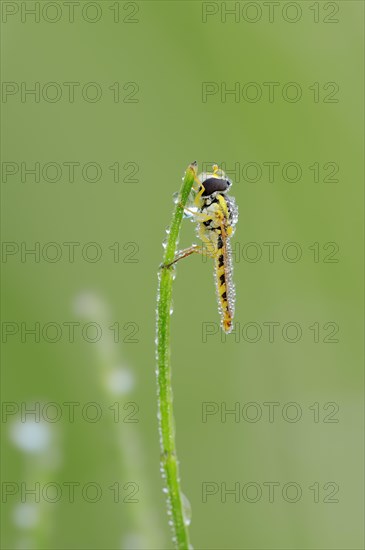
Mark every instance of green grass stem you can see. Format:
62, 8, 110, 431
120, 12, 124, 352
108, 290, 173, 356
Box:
156, 162, 196, 549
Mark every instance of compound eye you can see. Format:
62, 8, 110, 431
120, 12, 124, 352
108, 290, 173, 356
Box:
202, 177, 231, 196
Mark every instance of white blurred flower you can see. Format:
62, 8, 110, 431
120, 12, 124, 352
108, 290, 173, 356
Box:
105, 367, 135, 395
121, 533, 149, 550
10, 420, 51, 454
13, 503, 40, 529
73, 291, 109, 319
15, 537, 34, 550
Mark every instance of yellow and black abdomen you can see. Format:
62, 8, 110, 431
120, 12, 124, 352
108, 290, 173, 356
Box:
198, 194, 236, 334
214, 231, 235, 333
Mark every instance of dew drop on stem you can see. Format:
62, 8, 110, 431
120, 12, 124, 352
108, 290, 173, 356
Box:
181, 493, 192, 527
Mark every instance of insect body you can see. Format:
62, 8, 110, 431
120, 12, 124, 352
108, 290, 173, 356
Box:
167, 164, 238, 333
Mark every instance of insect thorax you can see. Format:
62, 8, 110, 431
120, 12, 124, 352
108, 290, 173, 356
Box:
200, 193, 235, 229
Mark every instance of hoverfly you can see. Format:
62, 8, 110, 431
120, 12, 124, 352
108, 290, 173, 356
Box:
165, 163, 238, 333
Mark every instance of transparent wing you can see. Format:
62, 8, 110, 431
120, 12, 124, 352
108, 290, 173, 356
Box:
225, 195, 239, 230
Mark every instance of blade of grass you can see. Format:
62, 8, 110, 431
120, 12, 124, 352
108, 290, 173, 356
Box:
156, 161, 197, 549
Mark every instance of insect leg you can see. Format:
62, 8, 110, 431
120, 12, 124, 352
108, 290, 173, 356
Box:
193, 181, 206, 208
160, 245, 213, 269
182, 205, 212, 222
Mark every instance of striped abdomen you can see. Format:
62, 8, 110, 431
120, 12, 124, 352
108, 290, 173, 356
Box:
215, 231, 235, 333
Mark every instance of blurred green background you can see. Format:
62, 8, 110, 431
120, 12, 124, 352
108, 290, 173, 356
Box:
1, 1, 364, 549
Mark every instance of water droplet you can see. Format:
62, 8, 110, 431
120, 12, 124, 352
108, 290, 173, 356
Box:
181, 493, 192, 526
162, 238, 168, 249
172, 192, 179, 204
